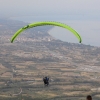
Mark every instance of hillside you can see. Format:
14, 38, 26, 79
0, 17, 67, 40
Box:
0, 19, 100, 100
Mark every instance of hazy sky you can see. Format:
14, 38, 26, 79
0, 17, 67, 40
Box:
0, 0, 100, 17
0, 0, 100, 46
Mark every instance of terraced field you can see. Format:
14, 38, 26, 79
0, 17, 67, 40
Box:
0, 61, 100, 100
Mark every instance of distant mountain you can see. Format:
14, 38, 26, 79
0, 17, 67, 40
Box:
0, 18, 54, 43
0, 18, 53, 35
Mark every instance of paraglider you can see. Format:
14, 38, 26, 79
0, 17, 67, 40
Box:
10, 21, 82, 43
43, 76, 49, 86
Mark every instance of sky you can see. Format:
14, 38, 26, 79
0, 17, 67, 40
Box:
0, 0, 100, 17
0, 0, 100, 46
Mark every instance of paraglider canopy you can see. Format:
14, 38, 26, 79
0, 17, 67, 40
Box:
10, 21, 82, 43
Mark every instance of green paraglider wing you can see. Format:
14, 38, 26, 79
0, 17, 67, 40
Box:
10, 21, 82, 43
